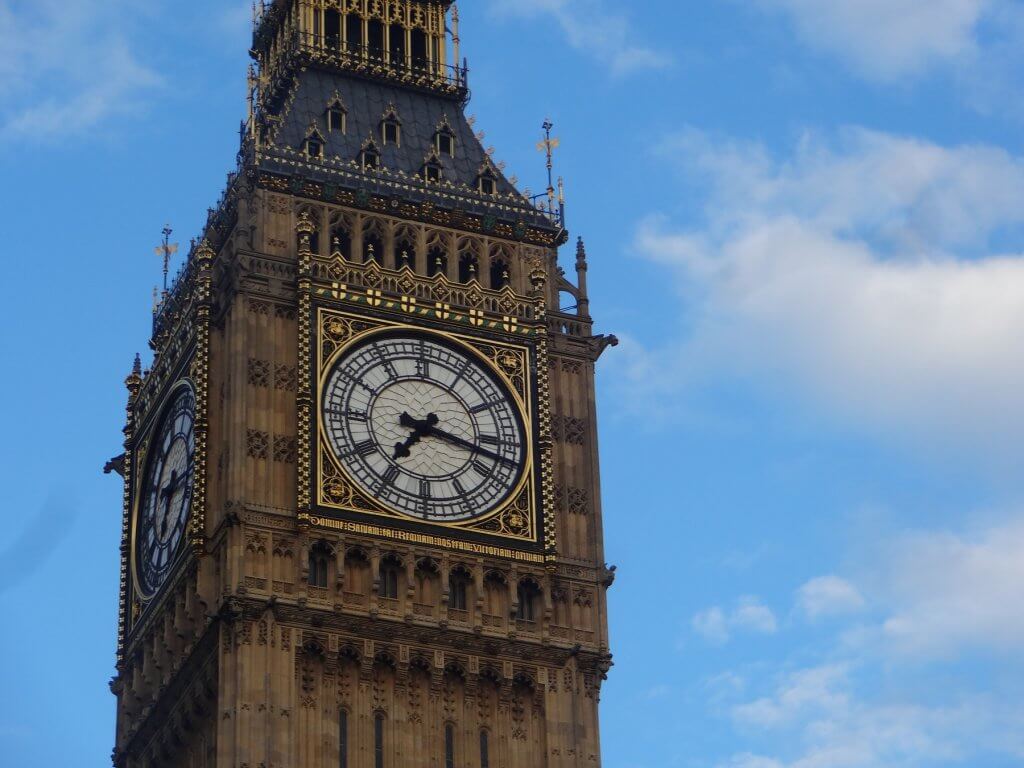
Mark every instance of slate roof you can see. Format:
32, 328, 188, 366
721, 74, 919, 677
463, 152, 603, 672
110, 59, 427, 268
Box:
271, 69, 516, 197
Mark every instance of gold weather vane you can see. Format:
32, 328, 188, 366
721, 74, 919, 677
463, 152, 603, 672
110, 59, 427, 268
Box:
536, 119, 563, 217
154, 225, 179, 292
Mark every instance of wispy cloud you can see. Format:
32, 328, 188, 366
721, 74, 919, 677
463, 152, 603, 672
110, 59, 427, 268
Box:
489, 0, 671, 76
622, 128, 1024, 471
753, 0, 1024, 114
0, 0, 161, 141
694, 597, 778, 644
706, 513, 1024, 766
797, 576, 865, 620
754, 0, 992, 80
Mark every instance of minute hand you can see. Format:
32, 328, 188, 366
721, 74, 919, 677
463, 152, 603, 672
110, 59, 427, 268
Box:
424, 426, 517, 466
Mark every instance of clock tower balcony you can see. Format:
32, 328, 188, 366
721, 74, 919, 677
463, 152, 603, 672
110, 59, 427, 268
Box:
254, 0, 467, 112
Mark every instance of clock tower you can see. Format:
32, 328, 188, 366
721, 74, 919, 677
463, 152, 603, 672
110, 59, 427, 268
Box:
110, 2, 617, 767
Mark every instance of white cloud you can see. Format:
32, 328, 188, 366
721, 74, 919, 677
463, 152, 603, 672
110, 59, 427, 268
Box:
490, 0, 671, 76
694, 597, 778, 644
626, 128, 1024, 469
0, 0, 161, 140
797, 576, 865, 620
878, 517, 1024, 658
693, 606, 731, 644
709, 514, 1024, 766
755, 0, 993, 80
725, 664, 1024, 767
732, 664, 850, 729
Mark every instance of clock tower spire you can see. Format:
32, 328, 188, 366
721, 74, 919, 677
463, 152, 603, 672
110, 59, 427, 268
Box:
111, 3, 616, 767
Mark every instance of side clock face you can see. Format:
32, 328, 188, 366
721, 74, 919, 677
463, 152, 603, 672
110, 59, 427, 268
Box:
135, 386, 196, 597
322, 333, 527, 522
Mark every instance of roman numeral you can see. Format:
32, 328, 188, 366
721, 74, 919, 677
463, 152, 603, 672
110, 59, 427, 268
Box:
470, 402, 495, 414
376, 465, 399, 491
452, 479, 473, 512
419, 479, 431, 500
347, 440, 376, 458
479, 434, 499, 446
472, 460, 492, 477
372, 345, 399, 378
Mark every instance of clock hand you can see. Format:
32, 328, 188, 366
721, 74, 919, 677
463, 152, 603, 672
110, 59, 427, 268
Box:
419, 420, 518, 467
393, 412, 439, 459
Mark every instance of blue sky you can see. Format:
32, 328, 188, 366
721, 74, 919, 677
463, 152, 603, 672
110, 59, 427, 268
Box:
2, 1, 1023, 766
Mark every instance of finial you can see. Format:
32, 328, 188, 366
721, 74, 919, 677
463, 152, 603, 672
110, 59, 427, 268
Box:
575, 237, 591, 316
125, 353, 143, 396
576, 237, 587, 268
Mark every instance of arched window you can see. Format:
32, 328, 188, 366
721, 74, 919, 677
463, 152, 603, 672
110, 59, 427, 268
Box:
411, 28, 427, 68
436, 128, 455, 157
428, 247, 447, 277
363, 223, 384, 265
380, 558, 400, 600
518, 579, 540, 623
449, 566, 470, 612
308, 545, 329, 588
374, 713, 385, 768
358, 144, 378, 169
381, 116, 401, 146
327, 104, 346, 133
345, 13, 363, 50
325, 9, 341, 49
339, 709, 349, 768
394, 237, 415, 270
331, 224, 352, 259
480, 730, 490, 768
423, 160, 442, 183
368, 19, 385, 59
478, 170, 497, 195
490, 259, 509, 289
388, 22, 405, 64
306, 136, 323, 159
445, 723, 455, 768
458, 253, 478, 283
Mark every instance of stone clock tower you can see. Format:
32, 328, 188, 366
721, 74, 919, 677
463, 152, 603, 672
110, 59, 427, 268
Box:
110, 2, 617, 767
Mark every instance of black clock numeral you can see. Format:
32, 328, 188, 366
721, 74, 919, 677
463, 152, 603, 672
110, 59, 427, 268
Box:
348, 440, 376, 458
470, 402, 496, 414
472, 459, 492, 477
452, 357, 471, 384
371, 344, 399, 379
479, 434, 499, 446
452, 479, 473, 512
376, 465, 400, 491
347, 410, 368, 422
419, 479, 431, 500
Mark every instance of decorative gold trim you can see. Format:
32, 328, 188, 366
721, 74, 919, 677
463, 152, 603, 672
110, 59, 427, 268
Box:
312, 306, 542, 546
297, 213, 316, 523
129, 380, 197, 603
190, 241, 215, 552
308, 517, 546, 564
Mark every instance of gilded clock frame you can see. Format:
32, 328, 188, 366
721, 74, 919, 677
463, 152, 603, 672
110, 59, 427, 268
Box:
129, 378, 197, 603
311, 306, 545, 553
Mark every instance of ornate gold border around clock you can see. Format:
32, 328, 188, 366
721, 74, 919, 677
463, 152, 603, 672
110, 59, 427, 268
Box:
189, 241, 215, 552
128, 379, 197, 604
312, 306, 540, 545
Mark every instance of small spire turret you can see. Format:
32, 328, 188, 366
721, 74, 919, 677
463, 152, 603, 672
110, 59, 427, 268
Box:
575, 237, 590, 317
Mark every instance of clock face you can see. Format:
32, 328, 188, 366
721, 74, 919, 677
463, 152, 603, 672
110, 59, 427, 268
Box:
322, 333, 527, 522
135, 386, 196, 597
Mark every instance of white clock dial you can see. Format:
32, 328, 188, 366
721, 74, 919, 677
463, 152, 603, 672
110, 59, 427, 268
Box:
135, 386, 195, 597
322, 333, 526, 522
